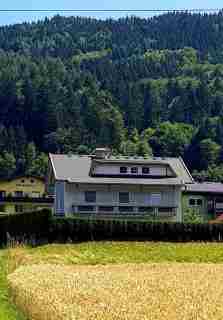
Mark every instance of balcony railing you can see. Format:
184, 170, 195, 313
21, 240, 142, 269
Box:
0, 195, 53, 204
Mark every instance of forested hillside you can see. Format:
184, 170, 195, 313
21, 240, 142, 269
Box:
1, 12, 223, 180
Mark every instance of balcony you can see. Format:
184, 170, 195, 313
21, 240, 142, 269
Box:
0, 195, 53, 204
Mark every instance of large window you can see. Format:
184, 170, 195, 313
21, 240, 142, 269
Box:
85, 191, 96, 203
150, 193, 162, 206
142, 167, 150, 174
119, 192, 130, 203
120, 167, 128, 174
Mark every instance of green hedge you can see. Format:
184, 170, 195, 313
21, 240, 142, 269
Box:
2, 213, 223, 246
49, 218, 223, 242
0, 209, 51, 247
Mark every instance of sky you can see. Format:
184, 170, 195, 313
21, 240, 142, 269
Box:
0, 0, 222, 26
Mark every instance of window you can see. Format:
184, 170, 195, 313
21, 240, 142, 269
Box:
131, 167, 138, 174
21, 180, 25, 183
119, 206, 134, 213
30, 179, 35, 183
189, 198, 195, 206
85, 191, 96, 203
150, 193, 162, 206
14, 191, 23, 197
142, 167, 150, 174
120, 167, 128, 174
189, 198, 203, 207
158, 207, 174, 213
99, 206, 114, 212
78, 206, 95, 212
158, 207, 175, 217
119, 192, 130, 203
138, 207, 154, 214
0, 191, 6, 198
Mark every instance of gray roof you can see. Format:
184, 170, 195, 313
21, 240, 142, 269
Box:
185, 183, 223, 194
49, 154, 194, 186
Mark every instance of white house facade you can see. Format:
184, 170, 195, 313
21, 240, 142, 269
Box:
48, 149, 194, 222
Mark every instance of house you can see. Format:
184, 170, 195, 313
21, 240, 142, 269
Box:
48, 148, 194, 222
183, 183, 223, 221
0, 176, 53, 214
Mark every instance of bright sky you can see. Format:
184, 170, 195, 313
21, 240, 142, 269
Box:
0, 0, 222, 26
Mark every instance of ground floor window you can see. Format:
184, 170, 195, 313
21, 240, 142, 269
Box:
85, 191, 96, 203
119, 192, 130, 203
99, 206, 114, 212
78, 205, 95, 212
150, 193, 162, 206
189, 198, 203, 207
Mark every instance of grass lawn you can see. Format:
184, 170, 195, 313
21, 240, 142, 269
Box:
3, 241, 223, 319
0, 252, 25, 320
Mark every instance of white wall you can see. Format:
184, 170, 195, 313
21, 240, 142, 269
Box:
93, 164, 173, 176
64, 183, 182, 221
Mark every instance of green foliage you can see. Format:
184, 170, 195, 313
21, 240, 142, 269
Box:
183, 208, 204, 224
0, 251, 25, 320
150, 122, 195, 157
199, 139, 221, 169
0, 152, 16, 179
1, 14, 223, 177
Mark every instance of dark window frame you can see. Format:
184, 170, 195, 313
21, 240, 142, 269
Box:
197, 199, 203, 206
85, 191, 96, 203
119, 192, 130, 203
120, 166, 128, 174
189, 198, 196, 206
98, 206, 114, 212
78, 206, 95, 212
131, 167, 138, 174
119, 206, 134, 213
142, 167, 150, 174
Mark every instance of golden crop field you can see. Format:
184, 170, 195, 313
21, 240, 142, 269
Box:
8, 262, 223, 320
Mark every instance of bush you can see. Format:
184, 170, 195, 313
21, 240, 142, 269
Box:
183, 208, 204, 224
49, 217, 223, 242
0, 209, 51, 247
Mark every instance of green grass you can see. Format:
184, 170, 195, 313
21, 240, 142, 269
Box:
0, 251, 26, 320
25, 242, 223, 264
3, 241, 223, 319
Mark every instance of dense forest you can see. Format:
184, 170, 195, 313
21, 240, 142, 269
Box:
1, 12, 223, 180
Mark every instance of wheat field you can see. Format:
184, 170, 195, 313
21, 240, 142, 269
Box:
8, 262, 223, 320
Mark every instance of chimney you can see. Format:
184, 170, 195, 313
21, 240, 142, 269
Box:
94, 148, 111, 159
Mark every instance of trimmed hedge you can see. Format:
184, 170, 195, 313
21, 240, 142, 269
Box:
2, 213, 223, 246
49, 218, 223, 242
0, 209, 51, 247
